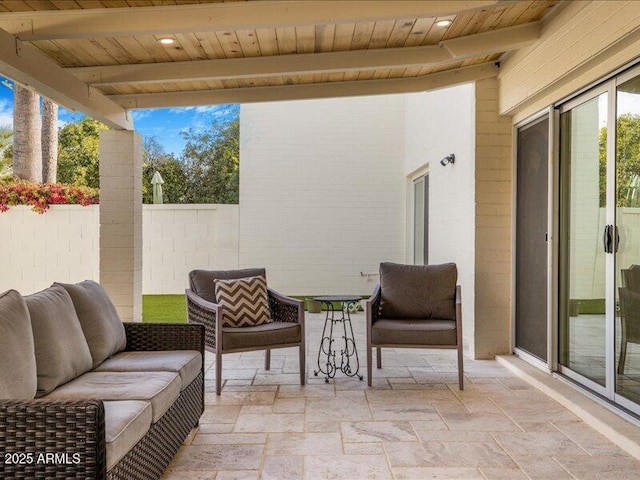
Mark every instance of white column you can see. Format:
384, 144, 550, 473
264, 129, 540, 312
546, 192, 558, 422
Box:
99, 130, 143, 322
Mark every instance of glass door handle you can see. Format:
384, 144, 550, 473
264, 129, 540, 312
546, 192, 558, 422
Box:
603, 225, 613, 253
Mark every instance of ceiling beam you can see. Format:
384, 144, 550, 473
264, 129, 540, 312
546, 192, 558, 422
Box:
68, 22, 538, 87
109, 62, 499, 109
0, 1, 500, 41
0, 27, 132, 129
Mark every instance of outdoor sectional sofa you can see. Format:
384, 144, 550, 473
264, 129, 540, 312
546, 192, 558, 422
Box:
0, 281, 204, 480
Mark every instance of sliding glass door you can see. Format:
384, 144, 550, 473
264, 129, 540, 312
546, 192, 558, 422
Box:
558, 66, 640, 412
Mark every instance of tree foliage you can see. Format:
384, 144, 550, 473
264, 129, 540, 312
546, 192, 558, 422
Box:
181, 119, 239, 204
599, 113, 640, 207
57, 118, 107, 188
142, 137, 188, 204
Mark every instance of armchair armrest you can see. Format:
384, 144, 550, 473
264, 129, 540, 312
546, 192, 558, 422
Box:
455, 285, 462, 345
123, 322, 205, 356
185, 289, 222, 351
267, 288, 304, 326
0, 399, 106, 479
366, 284, 382, 326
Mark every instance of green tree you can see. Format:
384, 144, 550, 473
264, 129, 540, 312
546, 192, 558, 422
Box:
181, 119, 239, 204
0, 126, 13, 178
599, 114, 640, 207
57, 118, 108, 188
142, 136, 188, 204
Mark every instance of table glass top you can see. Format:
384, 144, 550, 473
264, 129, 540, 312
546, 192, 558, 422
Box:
313, 295, 362, 302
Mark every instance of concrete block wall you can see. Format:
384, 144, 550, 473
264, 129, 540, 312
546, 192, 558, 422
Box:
474, 78, 513, 359
239, 95, 406, 296
404, 84, 476, 357
142, 204, 239, 293
0, 205, 99, 295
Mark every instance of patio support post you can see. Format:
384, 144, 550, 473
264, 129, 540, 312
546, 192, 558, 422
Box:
98, 130, 143, 322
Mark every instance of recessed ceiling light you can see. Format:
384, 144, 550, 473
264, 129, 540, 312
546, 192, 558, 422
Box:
158, 38, 176, 45
436, 19, 453, 27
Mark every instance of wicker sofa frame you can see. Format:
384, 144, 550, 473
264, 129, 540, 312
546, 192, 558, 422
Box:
0, 323, 205, 480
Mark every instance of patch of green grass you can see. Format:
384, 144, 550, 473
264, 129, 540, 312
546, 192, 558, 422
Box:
142, 295, 186, 323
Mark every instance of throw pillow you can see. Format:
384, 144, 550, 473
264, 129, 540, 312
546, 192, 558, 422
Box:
214, 275, 272, 327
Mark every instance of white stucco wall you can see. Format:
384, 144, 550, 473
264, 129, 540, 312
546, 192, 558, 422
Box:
404, 84, 476, 355
239, 95, 406, 296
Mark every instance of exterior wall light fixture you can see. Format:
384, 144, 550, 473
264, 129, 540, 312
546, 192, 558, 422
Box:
440, 153, 455, 167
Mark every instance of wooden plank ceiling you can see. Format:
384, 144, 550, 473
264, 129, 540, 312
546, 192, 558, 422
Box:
0, 0, 559, 122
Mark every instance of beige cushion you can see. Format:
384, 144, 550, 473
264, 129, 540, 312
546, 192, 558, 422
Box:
94, 351, 202, 390
371, 318, 457, 346
215, 275, 272, 327
104, 401, 152, 471
55, 280, 127, 368
0, 290, 37, 399
223, 322, 301, 350
25, 285, 93, 397
380, 262, 457, 320
44, 371, 181, 423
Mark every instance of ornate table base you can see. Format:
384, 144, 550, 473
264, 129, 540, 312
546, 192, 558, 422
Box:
313, 296, 363, 382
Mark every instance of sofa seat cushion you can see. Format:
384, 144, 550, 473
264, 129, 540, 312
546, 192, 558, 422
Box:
94, 351, 202, 391
44, 371, 180, 423
55, 280, 127, 368
0, 290, 37, 399
371, 319, 457, 346
380, 262, 457, 320
25, 285, 93, 397
222, 321, 301, 350
104, 400, 152, 471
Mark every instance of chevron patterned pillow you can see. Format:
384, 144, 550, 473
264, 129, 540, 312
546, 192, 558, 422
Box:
214, 275, 272, 327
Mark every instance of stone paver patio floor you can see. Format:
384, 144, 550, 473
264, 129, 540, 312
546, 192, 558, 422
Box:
161, 312, 640, 480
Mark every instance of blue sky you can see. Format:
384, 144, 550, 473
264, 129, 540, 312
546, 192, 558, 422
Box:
0, 77, 239, 156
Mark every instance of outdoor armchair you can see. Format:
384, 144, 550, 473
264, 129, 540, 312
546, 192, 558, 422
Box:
366, 262, 463, 390
186, 268, 305, 395
618, 264, 640, 374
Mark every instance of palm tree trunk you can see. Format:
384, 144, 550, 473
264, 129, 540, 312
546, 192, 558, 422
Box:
41, 99, 58, 183
13, 84, 42, 182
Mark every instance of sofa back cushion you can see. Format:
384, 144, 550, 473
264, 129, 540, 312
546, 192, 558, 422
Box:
380, 262, 457, 320
0, 290, 37, 399
189, 268, 266, 303
25, 285, 93, 396
56, 280, 127, 368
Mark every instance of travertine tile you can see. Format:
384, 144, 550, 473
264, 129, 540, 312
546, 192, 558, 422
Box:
512, 455, 573, 480
479, 467, 528, 479
161, 471, 216, 480
439, 412, 520, 432
216, 471, 259, 480
273, 397, 306, 413
260, 455, 303, 480
384, 441, 516, 468
305, 420, 341, 432
304, 455, 392, 480
169, 444, 263, 470
552, 421, 627, 456
341, 421, 418, 443
266, 432, 342, 456
554, 455, 640, 480
206, 391, 276, 406
392, 467, 483, 479
305, 396, 372, 422
492, 432, 589, 456
191, 433, 267, 445
253, 373, 301, 385
235, 413, 305, 433
196, 423, 234, 434
200, 406, 241, 424
369, 403, 440, 421
277, 384, 335, 398
343, 442, 385, 455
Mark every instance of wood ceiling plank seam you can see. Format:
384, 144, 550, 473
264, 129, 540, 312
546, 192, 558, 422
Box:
332, 22, 355, 51
3, 1, 36, 11
38, 39, 86, 67
314, 23, 335, 53
275, 26, 297, 55
356, 69, 376, 81
50, 0, 83, 9
113, 36, 156, 63
156, 34, 194, 62
388, 66, 408, 78
99, 37, 140, 64
57, 37, 118, 67
403, 66, 421, 77
350, 21, 375, 50
495, 1, 530, 28
440, 10, 475, 41
235, 29, 262, 57
514, 1, 556, 25
174, 32, 208, 60
204, 79, 224, 90
24, 1, 58, 10
421, 16, 448, 45
476, 3, 509, 32
254, 28, 279, 56
462, 7, 494, 36
368, 19, 395, 49
385, 18, 416, 48
372, 68, 392, 80
197, 31, 227, 59
326, 71, 343, 83
214, 29, 244, 58
295, 25, 315, 54
403, 17, 435, 47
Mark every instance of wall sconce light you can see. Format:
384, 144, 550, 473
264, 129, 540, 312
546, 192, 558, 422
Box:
439, 153, 455, 167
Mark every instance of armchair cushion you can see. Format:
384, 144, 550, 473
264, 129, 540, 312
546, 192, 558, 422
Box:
189, 268, 266, 303
215, 275, 272, 327
0, 290, 37, 399
55, 280, 127, 368
371, 318, 456, 346
25, 285, 93, 397
380, 262, 457, 320
222, 321, 301, 350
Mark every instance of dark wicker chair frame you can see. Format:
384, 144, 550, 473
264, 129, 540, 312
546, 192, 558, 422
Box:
0, 323, 205, 480
186, 277, 305, 395
366, 284, 463, 390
